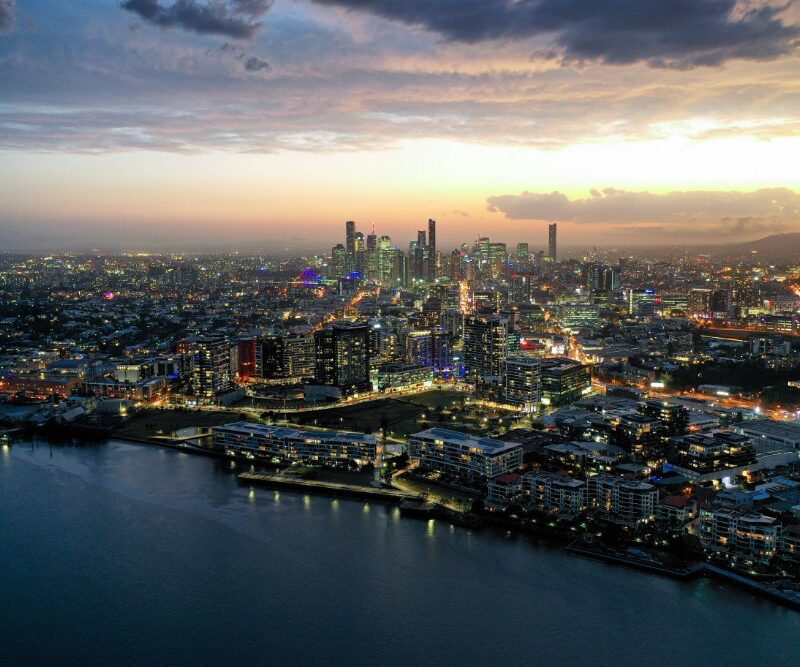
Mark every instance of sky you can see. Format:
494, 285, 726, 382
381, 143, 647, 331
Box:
0, 0, 799, 252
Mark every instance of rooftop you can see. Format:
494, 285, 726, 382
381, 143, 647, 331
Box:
411, 427, 521, 454
215, 421, 377, 444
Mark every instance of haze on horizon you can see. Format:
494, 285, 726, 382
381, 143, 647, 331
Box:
1, 0, 799, 251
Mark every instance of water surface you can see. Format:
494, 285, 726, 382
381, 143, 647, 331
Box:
1, 441, 797, 666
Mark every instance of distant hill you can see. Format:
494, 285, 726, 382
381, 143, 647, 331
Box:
713, 233, 800, 260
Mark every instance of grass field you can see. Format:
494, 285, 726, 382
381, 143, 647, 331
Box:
116, 408, 251, 439
116, 389, 488, 441
289, 389, 470, 437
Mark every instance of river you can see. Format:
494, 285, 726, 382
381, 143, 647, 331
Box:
1, 440, 797, 665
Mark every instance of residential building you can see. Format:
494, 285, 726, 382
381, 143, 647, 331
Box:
407, 427, 522, 485
213, 422, 377, 468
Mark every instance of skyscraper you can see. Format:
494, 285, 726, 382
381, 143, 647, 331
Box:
354, 231, 365, 273
366, 230, 378, 281
377, 235, 393, 285
583, 263, 618, 292
516, 242, 529, 262
331, 243, 347, 278
450, 248, 463, 281
427, 218, 437, 281
548, 223, 557, 262
408, 230, 427, 282
345, 220, 356, 254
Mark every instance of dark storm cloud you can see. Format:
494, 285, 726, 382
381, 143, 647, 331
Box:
0, 0, 15, 33
312, 0, 800, 67
121, 0, 273, 39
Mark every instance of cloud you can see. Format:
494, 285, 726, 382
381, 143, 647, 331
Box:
244, 55, 270, 71
121, 0, 273, 39
0, 0, 15, 33
311, 0, 800, 68
487, 187, 800, 233
218, 41, 271, 72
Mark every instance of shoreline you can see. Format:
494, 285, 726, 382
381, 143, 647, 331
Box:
5, 434, 799, 614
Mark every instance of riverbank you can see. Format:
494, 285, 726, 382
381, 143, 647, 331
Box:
4, 434, 798, 614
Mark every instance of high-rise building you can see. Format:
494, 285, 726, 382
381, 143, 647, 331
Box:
510, 273, 534, 304
261, 334, 287, 379
473, 237, 490, 273
390, 249, 408, 287
427, 218, 437, 282
237, 336, 261, 380
405, 329, 452, 373
450, 248, 463, 281
191, 335, 234, 400
314, 321, 371, 395
354, 231, 366, 274
377, 235, 393, 285
366, 231, 378, 281
583, 263, 618, 292
688, 288, 713, 317
411, 229, 427, 282
284, 331, 316, 380
331, 243, 347, 279
539, 358, 590, 406
464, 314, 509, 396
345, 220, 355, 254
488, 242, 508, 279
345, 220, 356, 274
504, 356, 541, 414
516, 242, 529, 262
548, 223, 557, 262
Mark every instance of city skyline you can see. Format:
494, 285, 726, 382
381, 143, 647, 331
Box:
1, 1, 800, 249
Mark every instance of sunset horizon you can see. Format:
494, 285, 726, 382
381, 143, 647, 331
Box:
2, 0, 799, 250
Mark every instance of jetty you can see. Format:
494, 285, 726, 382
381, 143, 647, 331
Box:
237, 472, 422, 503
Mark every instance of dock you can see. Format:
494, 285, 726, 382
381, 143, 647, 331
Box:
701, 563, 800, 611
237, 472, 422, 503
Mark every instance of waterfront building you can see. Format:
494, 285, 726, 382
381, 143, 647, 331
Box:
486, 473, 522, 507
407, 427, 522, 485
214, 422, 377, 468
588, 474, 658, 525
699, 507, 781, 565
656, 495, 695, 526
520, 472, 588, 518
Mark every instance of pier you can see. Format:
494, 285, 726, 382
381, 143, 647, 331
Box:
237, 472, 422, 503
